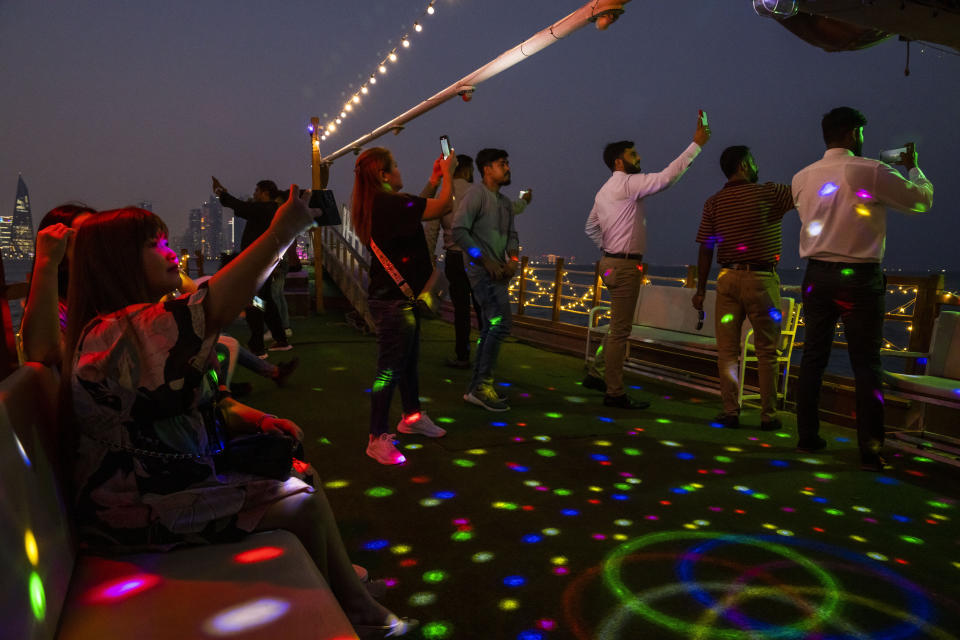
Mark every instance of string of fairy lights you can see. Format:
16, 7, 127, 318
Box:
314, 1, 441, 144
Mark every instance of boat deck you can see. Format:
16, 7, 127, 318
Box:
236, 310, 960, 640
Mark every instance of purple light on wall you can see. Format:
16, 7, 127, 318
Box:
88, 574, 161, 603
856, 189, 872, 199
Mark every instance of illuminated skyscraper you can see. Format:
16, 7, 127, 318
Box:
2, 174, 35, 260
201, 194, 223, 257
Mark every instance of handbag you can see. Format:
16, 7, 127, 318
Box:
214, 432, 304, 481
308, 189, 342, 227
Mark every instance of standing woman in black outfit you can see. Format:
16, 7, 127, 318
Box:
351, 147, 456, 464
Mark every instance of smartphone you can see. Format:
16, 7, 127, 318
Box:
440, 135, 451, 159
518, 189, 530, 199
699, 110, 708, 127
879, 146, 907, 164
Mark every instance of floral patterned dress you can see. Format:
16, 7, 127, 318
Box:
71, 288, 314, 550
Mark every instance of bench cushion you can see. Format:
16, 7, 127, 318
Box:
58, 529, 357, 640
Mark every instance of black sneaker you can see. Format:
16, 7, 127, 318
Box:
582, 374, 607, 393
796, 436, 827, 453
273, 357, 300, 386
860, 455, 891, 472
713, 412, 740, 429
760, 418, 782, 432
603, 394, 650, 410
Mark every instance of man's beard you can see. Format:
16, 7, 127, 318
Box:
623, 162, 642, 175
853, 139, 863, 157
501, 173, 512, 186
749, 169, 759, 183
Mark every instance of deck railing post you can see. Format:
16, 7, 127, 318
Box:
684, 264, 697, 288
551, 258, 564, 322
312, 227, 325, 313
0, 259, 18, 378
592, 260, 602, 309
907, 273, 944, 374
517, 256, 529, 316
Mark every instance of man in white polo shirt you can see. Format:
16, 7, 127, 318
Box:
792, 106, 933, 471
584, 113, 711, 408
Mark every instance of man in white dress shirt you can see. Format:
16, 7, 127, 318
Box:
792, 106, 933, 471
584, 113, 711, 408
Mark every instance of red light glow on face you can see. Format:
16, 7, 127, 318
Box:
87, 574, 161, 604
234, 546, 285, 564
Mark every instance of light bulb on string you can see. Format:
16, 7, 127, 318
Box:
369, 75, 377, 84
352, 95, 360, 103
414, 22, 422, 32
361, 86, 368, 94
389, 51, 398, 62
402, 37, 410, 48
427, 4, 435, 15
379, 65, 387, 74
340, 111, 346, 118
344, 104, 352, 112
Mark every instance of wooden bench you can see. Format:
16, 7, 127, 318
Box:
586, 284, 798, 404
0, 363, 358, 640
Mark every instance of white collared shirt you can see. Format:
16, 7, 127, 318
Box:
585, 142, 701, 255
792, 148, 933, 262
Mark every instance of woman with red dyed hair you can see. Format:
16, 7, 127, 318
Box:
350, 147, 456, 464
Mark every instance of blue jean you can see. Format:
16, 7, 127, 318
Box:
467, 268, 512, 392
369, 299, 422, 436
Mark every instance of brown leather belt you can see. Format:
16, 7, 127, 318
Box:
722, 263, 776, 272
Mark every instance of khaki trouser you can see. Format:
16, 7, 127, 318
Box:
589, 256, 643, 397
715, 268, 782, 421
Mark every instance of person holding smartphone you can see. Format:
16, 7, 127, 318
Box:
791, 107, 933, 471
583, 111, 711, 409
350, 146, 457, 465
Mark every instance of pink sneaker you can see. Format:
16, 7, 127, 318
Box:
366, 433, 406, 465
397, 411, 446, 438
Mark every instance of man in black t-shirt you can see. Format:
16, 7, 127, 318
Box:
212, 176, 291, 356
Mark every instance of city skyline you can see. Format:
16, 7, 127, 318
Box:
2, 1, 958, 270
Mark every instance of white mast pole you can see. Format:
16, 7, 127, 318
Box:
321, 0, 631, 163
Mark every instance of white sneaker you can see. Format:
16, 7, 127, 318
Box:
366, 433, 406, 465
464, 384, 510, 412
397, 411, 446, 438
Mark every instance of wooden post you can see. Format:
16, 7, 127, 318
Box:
684, 264, 697, 288
906, 273, 944, 374
195, 250, 205, 277
312, 227, 325, 313
551, 258, 564, 322
310, 116, 327, 314
592, 260, 602, 309
517, 256, 529, 316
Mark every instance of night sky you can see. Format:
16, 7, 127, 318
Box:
2, 0, 958, 270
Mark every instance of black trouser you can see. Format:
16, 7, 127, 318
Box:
444, 250, 482, 362
796, 260, 886, 460
369, 299, 422, 436
246, 278, 288, 353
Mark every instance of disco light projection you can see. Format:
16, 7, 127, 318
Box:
422, 621, 453, 639
409, 592, 437, 606
588, 530, 951, 640
87, 574, 162, 604
423, 570, 448, 583
806, 221, 824, 237
818, 182, 839, 196
24, 530, 39, 566
203, 598, 291, 636
29, 572, 45, 621
13, 431, 31, 467
365, 487, 394, 498
233, 546, 285, 564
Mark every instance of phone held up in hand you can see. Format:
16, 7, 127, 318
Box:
440, 135, 451, 159
879, 145, 909, 164
699, 110, 708, 127
518, 189, 530, 199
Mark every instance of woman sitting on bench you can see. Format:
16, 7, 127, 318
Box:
62, 189, 414, 638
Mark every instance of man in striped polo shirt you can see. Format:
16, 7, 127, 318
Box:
692, 146, 794, 430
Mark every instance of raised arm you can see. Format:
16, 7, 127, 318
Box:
21, 224, 74, 364
202, 187, 313, 336
423, 152, 457, 220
